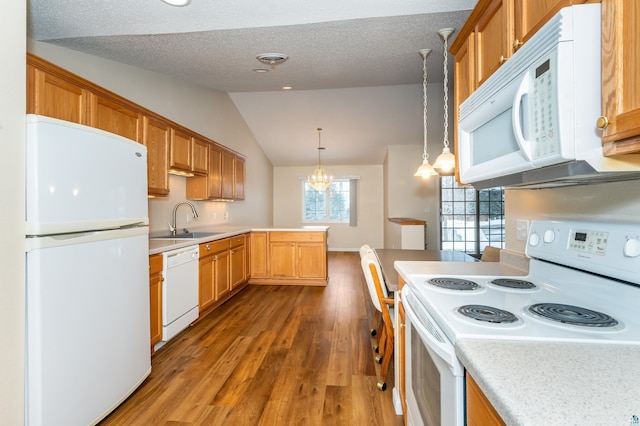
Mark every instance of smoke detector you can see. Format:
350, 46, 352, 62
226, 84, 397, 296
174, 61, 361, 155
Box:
256, 53, 289, 66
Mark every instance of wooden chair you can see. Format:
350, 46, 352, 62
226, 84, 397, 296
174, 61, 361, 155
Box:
481, 246, 501, 262
361, 251, 395, 391
359, 245, 381, 336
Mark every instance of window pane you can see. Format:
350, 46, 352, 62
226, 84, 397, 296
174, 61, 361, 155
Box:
303, 179, 350, 223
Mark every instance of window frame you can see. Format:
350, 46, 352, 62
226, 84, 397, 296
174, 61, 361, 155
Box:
301, 178, 351, 224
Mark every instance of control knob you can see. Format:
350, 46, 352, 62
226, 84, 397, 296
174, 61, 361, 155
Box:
543, 229, 555, 244
623, 238, 640, 258
528, 232, 540, 247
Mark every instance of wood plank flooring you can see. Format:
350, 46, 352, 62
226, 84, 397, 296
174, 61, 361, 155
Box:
99, 251, 403, 425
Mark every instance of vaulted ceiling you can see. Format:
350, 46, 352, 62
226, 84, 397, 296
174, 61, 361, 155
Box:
28, 0, 476, 166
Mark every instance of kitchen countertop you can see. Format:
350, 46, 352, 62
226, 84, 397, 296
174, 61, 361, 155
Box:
456, 339, 640, 426
148, 225, 329, 255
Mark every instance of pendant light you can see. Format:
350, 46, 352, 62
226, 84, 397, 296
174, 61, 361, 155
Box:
433, 28, 456, 175
414, 48, 438, 178
308, 128, 333, 191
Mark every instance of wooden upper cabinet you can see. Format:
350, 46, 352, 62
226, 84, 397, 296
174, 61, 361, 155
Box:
234, 156, 246, 200
142, 116, 170, 197
600, 0, 640, 154
169, 128, 193, 173
221, 150, 235, 199
192, 138, 210, 175
27, 63, 87, 124
475, 0, 514, 86
88, 93, 141, 142
514, 0, 574, 50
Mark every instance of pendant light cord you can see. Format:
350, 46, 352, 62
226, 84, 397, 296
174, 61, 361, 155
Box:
442, 34, 449, 150
422, 52, 429, 161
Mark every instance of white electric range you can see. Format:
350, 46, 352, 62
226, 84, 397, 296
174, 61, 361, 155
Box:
396, 220, 640, 426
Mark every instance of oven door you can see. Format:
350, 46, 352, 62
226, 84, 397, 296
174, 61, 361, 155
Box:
402, 286, 465, 426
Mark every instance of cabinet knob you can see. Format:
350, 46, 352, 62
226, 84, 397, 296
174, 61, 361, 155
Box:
596, 116, 609, 130
499, 55, 507, 65
206, 244, 211, 251
513, 39, 523, 51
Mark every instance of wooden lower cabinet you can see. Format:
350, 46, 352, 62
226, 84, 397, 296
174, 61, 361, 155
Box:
197, 234, 249, 317
466, 374, 506, 426
149, 254, 163, 353
249, 230, 328, 286
397, 295, 407, 419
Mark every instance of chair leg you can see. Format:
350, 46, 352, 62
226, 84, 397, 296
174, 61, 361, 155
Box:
370, 310, 380, 336
379, 334, 394, 386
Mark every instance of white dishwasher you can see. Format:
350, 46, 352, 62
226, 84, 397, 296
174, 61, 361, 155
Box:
161, 245, 199, 345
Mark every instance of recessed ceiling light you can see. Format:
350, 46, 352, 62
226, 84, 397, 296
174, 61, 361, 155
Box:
253, 68, 269, 73
161, 0, 191, 6
256, 53, 289, 66
282, 86, 292, 90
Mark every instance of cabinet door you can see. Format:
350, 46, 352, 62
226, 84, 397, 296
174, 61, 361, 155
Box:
214, 250, 231, 301
250, 232, 268, 278
269, 242, 297, 278
27, 65, 87, 124
230, 244, 246, 290
297, 242, 326, 279
475, 0, 514, 86
514, 0, 572, 50
601, 0, 640, 154
192, 138, 209, 175
234, 156, 246, 200
198, 254, 215, 313
398, 300, 407, 417
467, 374, 506, 426
88, 93, 141, 142
170, 129, 193, 173
208, 145, 223, 199
149, 254, 163, 350
221, 150, 235, 199
143, 116, 170, 197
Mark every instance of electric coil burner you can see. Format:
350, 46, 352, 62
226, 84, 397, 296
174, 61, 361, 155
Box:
428, 277, 479, 290
458, 305, 519, 324
528, 303, 619, 328
490, 278, 536, 289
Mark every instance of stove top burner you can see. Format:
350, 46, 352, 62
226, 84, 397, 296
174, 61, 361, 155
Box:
428, 277, 479, 291
490, 278, 536, 289
458, 305, 519, 324
528, 303, 619, 328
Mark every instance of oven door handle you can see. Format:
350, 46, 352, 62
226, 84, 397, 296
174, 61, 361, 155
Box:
402, 287, 463, 376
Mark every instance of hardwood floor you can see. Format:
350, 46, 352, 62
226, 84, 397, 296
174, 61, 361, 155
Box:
100, 251, 403, 425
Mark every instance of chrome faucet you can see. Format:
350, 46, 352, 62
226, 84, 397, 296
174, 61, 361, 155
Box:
170, 201, 199, 236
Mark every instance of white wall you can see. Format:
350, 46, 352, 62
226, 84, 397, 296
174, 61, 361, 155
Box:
28, 41, 274, 232
384, 145, 440, 250
1, 1, 26, 422
273, 165, 384, 250
505, 180, 640, 253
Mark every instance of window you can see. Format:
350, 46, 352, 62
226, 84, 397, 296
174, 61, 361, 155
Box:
303, 179, 351, 223
440, 176, 504, 255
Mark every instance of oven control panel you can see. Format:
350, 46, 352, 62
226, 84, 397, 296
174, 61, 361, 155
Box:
526, 220, 640, 284
569, 229, 608, 255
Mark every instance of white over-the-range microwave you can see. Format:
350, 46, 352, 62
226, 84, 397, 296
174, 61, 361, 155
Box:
457, 3, 640, 190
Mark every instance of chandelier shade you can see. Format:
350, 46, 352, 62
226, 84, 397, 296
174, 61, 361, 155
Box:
433, 28, 457, 175
308, 128, 333, 191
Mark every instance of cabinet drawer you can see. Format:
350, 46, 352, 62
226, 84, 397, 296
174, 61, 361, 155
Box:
269, 232, 325, 243
230, 234, 245, 248
149, 254, 163, 275
199, 239, 230, 257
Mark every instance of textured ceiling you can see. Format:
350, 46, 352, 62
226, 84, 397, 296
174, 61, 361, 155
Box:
28, 0, 476, 166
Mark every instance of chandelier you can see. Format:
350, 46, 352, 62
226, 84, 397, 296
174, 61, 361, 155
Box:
308, 128, 333, 191
433, 28, 457, 174
414, 48, 438, 178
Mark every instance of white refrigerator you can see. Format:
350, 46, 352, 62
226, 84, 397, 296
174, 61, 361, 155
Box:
25, 115, 152, 425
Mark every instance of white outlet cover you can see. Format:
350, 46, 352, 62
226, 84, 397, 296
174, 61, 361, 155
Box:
516, 219, 529, 241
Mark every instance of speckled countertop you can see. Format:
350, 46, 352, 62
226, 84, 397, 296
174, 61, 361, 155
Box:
456, 339, 640, 426
148, 225, 329, 255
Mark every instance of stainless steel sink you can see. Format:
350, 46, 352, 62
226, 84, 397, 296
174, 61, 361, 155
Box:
150, 232, 223, 240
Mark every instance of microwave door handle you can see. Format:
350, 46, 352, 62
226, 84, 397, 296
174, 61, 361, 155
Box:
512, 73, 533, 161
